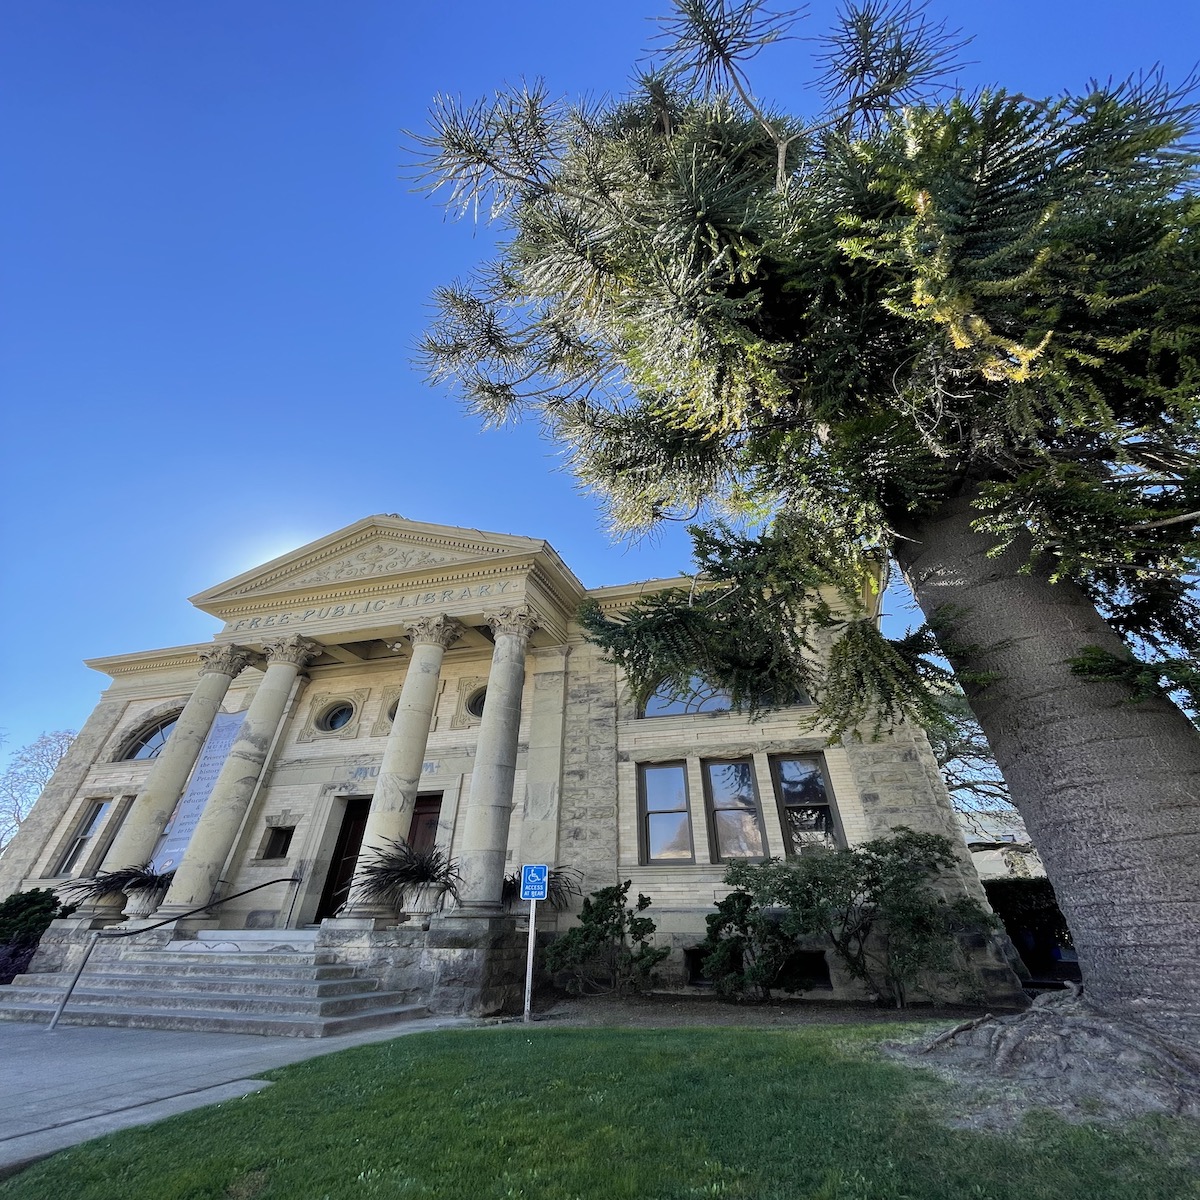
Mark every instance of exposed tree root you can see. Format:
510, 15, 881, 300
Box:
889, 985, 1200, 1129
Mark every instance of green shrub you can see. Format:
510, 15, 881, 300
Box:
542, 880, 669, 994
701, 830, 996, 1007
0, 888, 74, 946
0, 888, 76, 984
699, 877, 802, 1001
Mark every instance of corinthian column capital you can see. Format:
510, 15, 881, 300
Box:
262, 635, 322, 669
484, 605, 540, 640
198, 644, 252, 679
405, 613, 465, 650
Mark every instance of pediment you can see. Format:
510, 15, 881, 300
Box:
191, 515, 551, 608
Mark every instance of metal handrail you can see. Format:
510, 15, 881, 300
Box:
46, 876, 302, 1032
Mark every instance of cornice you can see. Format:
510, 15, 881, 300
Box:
84, 643, 213, 678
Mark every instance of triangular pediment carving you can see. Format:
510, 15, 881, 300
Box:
191, 515, 553, 609
262, 538, 474, 592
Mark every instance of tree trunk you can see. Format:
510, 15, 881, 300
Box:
893, 491, 1200, 1046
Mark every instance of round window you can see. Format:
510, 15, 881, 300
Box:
465, 688, 487, 719
317, 702, 355, 732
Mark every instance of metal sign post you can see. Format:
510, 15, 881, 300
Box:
520, 864, 548, 1025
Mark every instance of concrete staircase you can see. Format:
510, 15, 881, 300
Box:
0, 930, 428, 1037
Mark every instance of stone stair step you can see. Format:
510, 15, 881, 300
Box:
53, 959, 359, 981
0, 1000, 429, 1038
119, 950, 339, 967
7, 972, 371, 999
0, 985, 407, 1018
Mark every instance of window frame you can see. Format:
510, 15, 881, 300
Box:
700, 757, 770, 863
768, 754, 842, 855
637, 760, 696, 865
54, 798, 114, 876
120, 713, 182, 761
260, 826, 296, 860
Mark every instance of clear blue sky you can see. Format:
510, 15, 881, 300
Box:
2, 1, 1197, 755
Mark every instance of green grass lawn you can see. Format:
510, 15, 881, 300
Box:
3, 1025, 1196, 1200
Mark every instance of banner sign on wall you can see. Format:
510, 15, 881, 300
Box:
151, 711, 247, 873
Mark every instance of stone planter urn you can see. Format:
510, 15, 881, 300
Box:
403, 884, 450, 928
122, 888, 164, 920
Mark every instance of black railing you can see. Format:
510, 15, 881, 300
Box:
46, 876, 302, 1032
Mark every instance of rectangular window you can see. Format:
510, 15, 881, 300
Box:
261, 827, 295, 860
702, 759, 768, 861
638, 763, 694, 863
91, 795, 133, 866
771, 756, 838, 854
55, 800, 112, 876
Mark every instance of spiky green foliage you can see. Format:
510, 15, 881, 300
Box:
413, 1, 1200, 738
352, 839, 461, 912
58, 864, 175, 902
501, 866, 584, 911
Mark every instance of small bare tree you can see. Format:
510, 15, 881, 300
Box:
0, 731, 76, 851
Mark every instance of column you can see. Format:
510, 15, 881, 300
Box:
344, 613, 463, 916
155, 635, 321, 915
97, 645, 252, 880
457, 605, 539, 911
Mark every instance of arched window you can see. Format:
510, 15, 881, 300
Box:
122, 715, 179, 760
640, 675, 812, 718
641, 675, 733, 718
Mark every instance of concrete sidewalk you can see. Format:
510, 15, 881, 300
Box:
0, 1015, 475, 1178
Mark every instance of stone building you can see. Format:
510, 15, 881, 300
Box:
0, 516, 1021, 1030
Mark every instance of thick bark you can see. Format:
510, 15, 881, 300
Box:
893, 492, 1200, 1045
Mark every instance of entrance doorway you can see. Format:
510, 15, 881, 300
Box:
314, 793, 445, 921
315, 796, 370, 920
408, 795, 442, 853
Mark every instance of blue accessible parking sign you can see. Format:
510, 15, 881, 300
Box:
520, 864, 548, 902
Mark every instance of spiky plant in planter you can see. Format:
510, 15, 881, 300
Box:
353, 839, 461, 915
501, 866, 584, 912
59, 864, 176, 903
59, 864, 176, 920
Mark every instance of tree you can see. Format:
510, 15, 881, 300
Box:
0, 731, 75, 851
412, 1, 1200, 1043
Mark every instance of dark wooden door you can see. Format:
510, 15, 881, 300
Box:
315, 796, 371, 920
407, 795, 442, 854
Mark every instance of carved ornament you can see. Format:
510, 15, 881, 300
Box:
485, 605, 540, 639
289, 543, 454, 588
262, 635, 322, 669
198, 645, 252, 679
405, 613, 464, 649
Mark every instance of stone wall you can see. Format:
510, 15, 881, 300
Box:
0, 698, 126, 897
